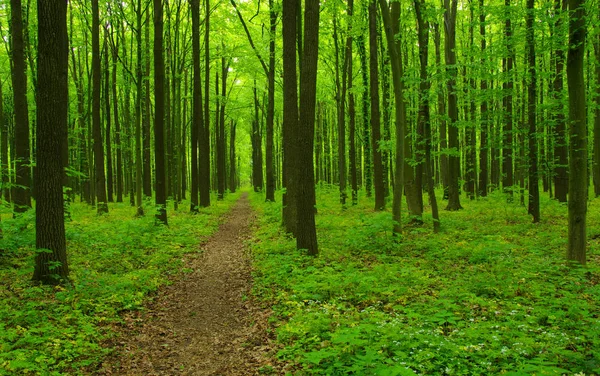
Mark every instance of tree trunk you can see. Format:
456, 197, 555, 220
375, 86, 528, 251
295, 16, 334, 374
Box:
217, 57, 228, 200
478, 0, 488, 197
104, 30, 114, 203
200, 0, 211, 208
143, 11, 152, 198
566, 0, 587, 264
154, 0, 168, 225
347, 0, 358, 206
229, 121, 237, 192
190, 0, 201, 212
134, 0, 144, 216
444, 0, 462, 211
1, 81, 10, 203
33, 0, 68, 284
502, 0, 514, 195
369, 0, 385, 211
526, 0, 540, 222
553, 0, 568, 202
111, 28, 123, 203
594, 36, 600, 197
92, 0, 108, 214
10, 0, 32, 214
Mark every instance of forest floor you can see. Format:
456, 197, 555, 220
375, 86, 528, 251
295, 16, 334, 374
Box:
97, 193, 281, 375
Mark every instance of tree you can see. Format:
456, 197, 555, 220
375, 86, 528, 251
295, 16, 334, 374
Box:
369, 0, 385, 211
200, 0, 210, 208
92, 0, 109, 214
553, 0, 568, 202
444, 0, 462, 211
502, 0, 514, 196
526, 0, 539, 222
154, 0, 168, 225
478, 0, 489, 197
33, 0, 69, 285
566, 0, 587, 264
10, 0, 32, 214
190, 0, 202, 213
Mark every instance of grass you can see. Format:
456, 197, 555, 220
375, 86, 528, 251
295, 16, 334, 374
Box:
0, 192, 240, 375
249, 186, 600, 375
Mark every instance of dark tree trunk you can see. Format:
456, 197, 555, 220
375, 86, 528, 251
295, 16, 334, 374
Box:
1, 82, 9, 203
444, 0, 462, 211
566, 0, 587, 264
434, 23, 448, 197
190, 0, 201, 212
33, 0, 68, 284
594, 37, 600, 197
369, 0, 385, 211
357, 30, 371, 196
347, 0, 358, 206
134, 0, 144, 216
413, 0, 440, 232
229, 121, 237, 192
111, 28, 123, 203
92, 0, 108, 214
526, 0, 540, 222
104, 30, 114, 203
265, 0, 276, 202
502, 0, 514, 195
217, 57, 228, 200
143, 12, 152, 198
333, 11, 347, 206
154, 0, 168, 225
200, 0, 211, 208
10, 0, 32, 213
478, 0, 489, 197
296, 0, 320, 255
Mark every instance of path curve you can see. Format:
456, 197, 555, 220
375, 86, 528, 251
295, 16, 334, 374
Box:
98, 193, 279, 375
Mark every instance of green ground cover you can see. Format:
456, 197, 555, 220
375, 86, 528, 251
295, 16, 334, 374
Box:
0, 193, 239, 375
249, 187, 600, 375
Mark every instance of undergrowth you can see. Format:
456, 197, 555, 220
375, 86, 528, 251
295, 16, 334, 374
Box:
0, 193, 239, 375
249, 186, 600, 375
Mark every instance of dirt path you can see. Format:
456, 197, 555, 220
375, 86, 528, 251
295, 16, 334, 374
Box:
98, 193, 280, 375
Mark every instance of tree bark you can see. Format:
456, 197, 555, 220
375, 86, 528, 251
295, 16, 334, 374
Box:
566, 0, 587, 264
502, 0, 514, 195
33, 0, 68, 284
526, 0, 540, 222
190, 0, 201, 212
10, 0, 32, 214
200, 0, 211, 208
92, 0, 108, 214
154, 0, 168, 225
478, 0, 489, 197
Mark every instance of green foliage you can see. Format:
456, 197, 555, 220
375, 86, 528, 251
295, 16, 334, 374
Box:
0, 193, 239, 375
249, 188, 600, 375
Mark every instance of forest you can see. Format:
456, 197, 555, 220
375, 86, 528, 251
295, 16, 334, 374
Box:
0, 0, 599, 374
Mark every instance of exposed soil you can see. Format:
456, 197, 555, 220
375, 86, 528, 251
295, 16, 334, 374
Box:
97, 193, 283, 375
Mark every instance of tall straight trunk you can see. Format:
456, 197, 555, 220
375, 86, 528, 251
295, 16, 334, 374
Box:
434, 23, 448, 197
112, 29, 123, 203
502, 0, 514, 194
92, 0, 108, 214
478, 0, 488, 197
347, 0, 358, 206
1, 81, 10, 203
282, 0, 298, 234
190, 0, 201, 212
553, 0, 568, 202
465, 6, 477, 200
379, 0, 407, 234
566, 0, 587, 264
333, 12, 347, 206
104, 31, 114, 203
369, 0, 385, 211
296, 0, 320, 255
251, 85, 264, 192
200, 0, 211, 207
413, 0, 440, 232
154, 0, 168, 225
229, 121, 237, 192
143, 11, 152, 198
34, 0, 68, 284
265, 0, 276, 202
134, 0, 144, 216
594, 37, 600, 197
217, 57, 228, 200
10, 0, 32, 213
444, 0, 462, 211
526, 0, 540, 222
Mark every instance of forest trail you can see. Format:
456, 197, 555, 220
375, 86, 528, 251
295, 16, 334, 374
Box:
98, 193, 279, 375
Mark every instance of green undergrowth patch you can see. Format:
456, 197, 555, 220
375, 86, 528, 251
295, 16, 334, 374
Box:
0, 192, 240, 375
249, 187, 600, 375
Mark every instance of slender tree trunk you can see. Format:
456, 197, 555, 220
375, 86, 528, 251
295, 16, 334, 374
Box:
553, 0, 568, 202
134, 0, 144, 216
434, 23, 448, 197
111, 28, 123, 203
594, 37, 600, 197
229, 121, 236, 192
369, 0, 385, 211
444, 0, 462, 211
154, 0, 168, 225
104, 30, 114, 203
265, 0, 276, 202
566, 0, 587, 264
347, 0, 358, 206
190, 0, 201, 212
217, 57, 228, 200
10, 0, 32, 214
1, 81, 10, 203
143, 11, 152, 198
478, 0, 489, 197
33, 0, 68, 284
92, 0, 108, 214
357, 30, 371, 197
526, 0, 540, 222
200, 0, 211, 207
